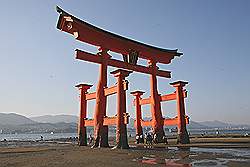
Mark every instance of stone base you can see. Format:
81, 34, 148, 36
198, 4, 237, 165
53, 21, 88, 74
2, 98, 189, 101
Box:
154, 129, 168, 144
114, 125, 129, 149
100, 125, 109, 147
91, 126, 109, 148
78, 127, 87, 146
177, 129, 190, 144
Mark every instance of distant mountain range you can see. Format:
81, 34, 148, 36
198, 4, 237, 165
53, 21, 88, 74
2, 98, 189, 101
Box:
0, 113, 36, 125
0, 113, 249, 134
188, 120, 250, 129
0, 113, 77, 134
194, 120, 232, 128
30, 115, 78, 124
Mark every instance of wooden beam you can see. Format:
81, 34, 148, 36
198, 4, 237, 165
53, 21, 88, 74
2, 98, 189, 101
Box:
76, 49, 171, 78
160, 90, 187, 102
139, 117, 189, 127
138, 90, 187, 105
140, 120, 152, 127
85, 81, 128, 100
85, 92, 96, 100
84, 116, 129, 126
104, 85, 118, 96
139, 98, 151, 105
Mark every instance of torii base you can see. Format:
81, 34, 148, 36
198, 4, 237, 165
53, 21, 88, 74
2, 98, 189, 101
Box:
78, 127, 87, 146
154, 128, 167, 144
100, 125, 109, 147
177, 129, 190, 144
113, 125, 130, 149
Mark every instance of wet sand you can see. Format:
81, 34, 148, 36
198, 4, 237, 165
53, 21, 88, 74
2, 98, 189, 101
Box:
0, 137, 250, 167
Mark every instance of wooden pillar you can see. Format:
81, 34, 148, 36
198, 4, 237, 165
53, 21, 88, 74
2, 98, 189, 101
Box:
92, 49, 110, 148
170, 81, 190, 144
131, 91, 144, 144
111, 69, 132, 149
75, 84, 92, 146
148, 60, 165, 143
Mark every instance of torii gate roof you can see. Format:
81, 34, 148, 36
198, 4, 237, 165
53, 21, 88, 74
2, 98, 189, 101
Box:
56, 6, 182, 64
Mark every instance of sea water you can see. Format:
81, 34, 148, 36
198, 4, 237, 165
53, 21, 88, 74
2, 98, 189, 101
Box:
0, 133, 77, 141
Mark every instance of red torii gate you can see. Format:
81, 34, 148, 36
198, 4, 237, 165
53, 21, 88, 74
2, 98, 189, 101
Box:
56, 6, 189, 147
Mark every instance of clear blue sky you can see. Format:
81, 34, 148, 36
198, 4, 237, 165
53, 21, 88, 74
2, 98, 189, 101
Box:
0, 0, 249, 124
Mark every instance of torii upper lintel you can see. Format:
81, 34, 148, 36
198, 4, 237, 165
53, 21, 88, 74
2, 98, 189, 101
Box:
56, 6, 182, 65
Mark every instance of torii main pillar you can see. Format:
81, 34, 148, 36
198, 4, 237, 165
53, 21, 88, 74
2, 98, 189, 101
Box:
111, 69, 132, 149
92, 48, 110, 148
170, 81, 190, 144
148, 60, 165, 142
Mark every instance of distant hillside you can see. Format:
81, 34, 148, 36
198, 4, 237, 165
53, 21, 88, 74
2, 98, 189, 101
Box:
0, 113, 36, 125
189, 120, 250, 129
0, 113, 78, 134
197, 120, 234, 128
187, 121, 208, 129
30, 115, 78, 123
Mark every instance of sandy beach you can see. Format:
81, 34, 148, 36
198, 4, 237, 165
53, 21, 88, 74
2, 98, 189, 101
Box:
0, 136, 250, 167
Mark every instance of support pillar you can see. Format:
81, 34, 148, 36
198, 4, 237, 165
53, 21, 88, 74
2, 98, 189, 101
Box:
75, 84, 92, 146
148, 60, 165, 143
131, 91, 145, 144
170, 81, 190, 144
111, 69, 132, 149
92, 49, 110, 148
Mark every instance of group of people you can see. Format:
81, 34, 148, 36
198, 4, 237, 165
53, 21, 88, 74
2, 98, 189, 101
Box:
87, 133, 168, 147
135, 132, 168, 147
144, 133, 154, 147
135, 133, 154, 147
